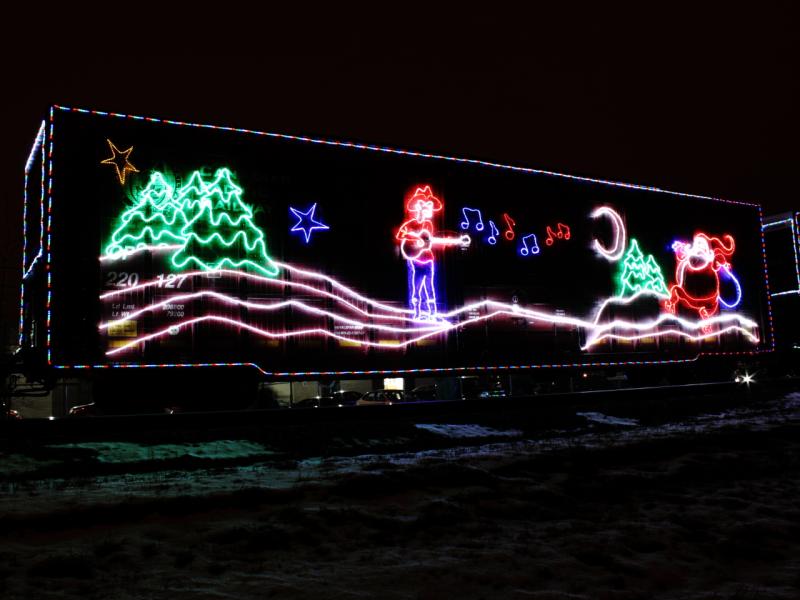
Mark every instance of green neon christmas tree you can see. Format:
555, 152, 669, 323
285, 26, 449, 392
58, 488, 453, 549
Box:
617, 238, 668, 297
173, 169, 209, 223
104, 172, 189, 255
170, 168, 279, 277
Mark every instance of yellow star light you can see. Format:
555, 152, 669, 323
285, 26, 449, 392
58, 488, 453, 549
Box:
101, 139, 139, 185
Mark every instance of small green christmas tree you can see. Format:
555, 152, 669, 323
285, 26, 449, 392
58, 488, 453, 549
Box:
173, 169, 209, 223
170, 168, 279, 277
104, 172, 189, 255
617, 238, 668, 297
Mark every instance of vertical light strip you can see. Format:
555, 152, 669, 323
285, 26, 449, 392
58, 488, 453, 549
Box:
46, 107, 55, 364
24, 122, 47, 277
762, 217, 800, 296
17, 120, 46, 346
793, 213, 800, 291
758, 206, 776, 349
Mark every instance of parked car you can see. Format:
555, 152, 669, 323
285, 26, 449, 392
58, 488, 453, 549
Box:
293, 393, 361, 409
409, 384, 439, 402
293, 396, 332, 409
331, 390, 362, 406
3, 408, 22, 419
292, 390, 361, 408
356, 390, 406, 406
67, 402, 96, 417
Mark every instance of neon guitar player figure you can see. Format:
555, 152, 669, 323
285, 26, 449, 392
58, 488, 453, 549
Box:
396, 185, 470, 320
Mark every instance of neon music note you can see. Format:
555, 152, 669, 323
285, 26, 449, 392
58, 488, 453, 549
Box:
460, 207, 484, 232
503, 213, 516, 241
486, 220, 499, 245
519, 234, 540, 256
545, 223, 571, 246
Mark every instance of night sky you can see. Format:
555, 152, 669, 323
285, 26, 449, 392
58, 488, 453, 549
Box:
1, 6, 797, 349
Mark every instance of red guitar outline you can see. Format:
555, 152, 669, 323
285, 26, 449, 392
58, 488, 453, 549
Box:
400, 230, 471, 261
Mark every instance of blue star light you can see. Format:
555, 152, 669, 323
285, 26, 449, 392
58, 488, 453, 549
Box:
290, 203, 330, 243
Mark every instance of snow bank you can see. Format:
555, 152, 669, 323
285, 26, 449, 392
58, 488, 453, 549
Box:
576, 412, 639, 426
48, 440, 271, 464
415, 423, 523, 438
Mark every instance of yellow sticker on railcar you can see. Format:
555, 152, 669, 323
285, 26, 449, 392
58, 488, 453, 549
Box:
108, 320, 137, 337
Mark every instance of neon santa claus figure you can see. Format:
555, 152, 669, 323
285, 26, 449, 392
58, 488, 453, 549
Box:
663, 232, 738, 328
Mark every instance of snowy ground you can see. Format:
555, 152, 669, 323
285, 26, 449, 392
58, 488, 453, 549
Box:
1, 390, 799, 599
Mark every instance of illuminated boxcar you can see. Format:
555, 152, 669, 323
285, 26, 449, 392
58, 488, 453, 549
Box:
17, 106, 774, 409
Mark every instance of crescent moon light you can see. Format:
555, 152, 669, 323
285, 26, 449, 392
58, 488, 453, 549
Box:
590, 206, 626, 261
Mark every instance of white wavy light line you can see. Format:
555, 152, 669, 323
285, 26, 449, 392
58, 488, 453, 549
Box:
587, 287, 757, 340
101, 277, 587, 329
100, 268, 589, 328
477, 301, 587, 328
590, 288, 670, 325
585, 312, 759, 347
96, 266, 691, 334
445, 302, 755, 339
101, 242, 414, 312
104, 301, 759, 356
100, 269, 416, 323
101, 259, 416, 316
105, 313, 459, 356
97, 261, 761, 356
582, 326, 759, 350
100, 273, 759, 343
99, 291, 448, 334
106, 309, 532, 356
106, 317, 336, 356
274, 261, 415, 314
